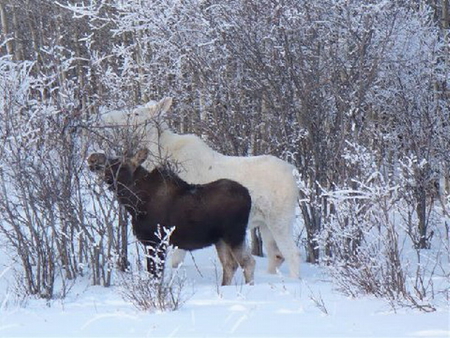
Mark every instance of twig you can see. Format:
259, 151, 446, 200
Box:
189, 251, 204, 278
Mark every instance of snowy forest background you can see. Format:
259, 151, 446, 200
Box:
0, 0, 449, 314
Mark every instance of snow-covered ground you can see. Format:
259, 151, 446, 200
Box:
0, 246, 448, 337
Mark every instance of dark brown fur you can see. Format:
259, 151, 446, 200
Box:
88, 149, 255, 285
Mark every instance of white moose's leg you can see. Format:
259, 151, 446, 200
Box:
270, 222, 301, 279
215, 240, 239, 286
171, 248, 187, 268
259, 224, 285, 274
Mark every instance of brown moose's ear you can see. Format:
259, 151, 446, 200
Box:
131, 148, 149, 167
87, 153, 107, 171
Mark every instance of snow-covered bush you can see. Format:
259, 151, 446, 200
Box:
0, 56, 127, 298
117, 227, 188, 312
317, 142, 447, 311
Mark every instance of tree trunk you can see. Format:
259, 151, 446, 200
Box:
299, 193, 321, 264
441, 0, 449, 30
251, 228, 263, 257
0, 2, 14, 57
416, 188, 431, 249
117, 206, 129, 271
11, 4, 23, 60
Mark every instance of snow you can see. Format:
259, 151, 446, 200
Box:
1, 247, 448, 337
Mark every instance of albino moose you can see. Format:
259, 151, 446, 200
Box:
88, 148, 255, 285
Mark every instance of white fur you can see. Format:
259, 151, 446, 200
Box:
100, 98, 301, 278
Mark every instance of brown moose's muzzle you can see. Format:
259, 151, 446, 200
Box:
87, 153, 107, 172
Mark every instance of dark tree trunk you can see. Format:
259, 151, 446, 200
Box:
117, 206, 130, 271
251, 228, 264, 257
416, 188, 431, 249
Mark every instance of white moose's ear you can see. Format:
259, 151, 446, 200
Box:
147, 97, 173, 118
158, 97, 173, 114
131, 148, 149, 168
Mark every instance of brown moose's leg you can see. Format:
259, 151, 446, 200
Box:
230, 243, 256, 285
215, 240, 238, 286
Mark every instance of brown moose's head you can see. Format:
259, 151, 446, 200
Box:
87, 148, 149, 186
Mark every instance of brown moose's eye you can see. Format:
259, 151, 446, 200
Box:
89, 164, 103, 172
